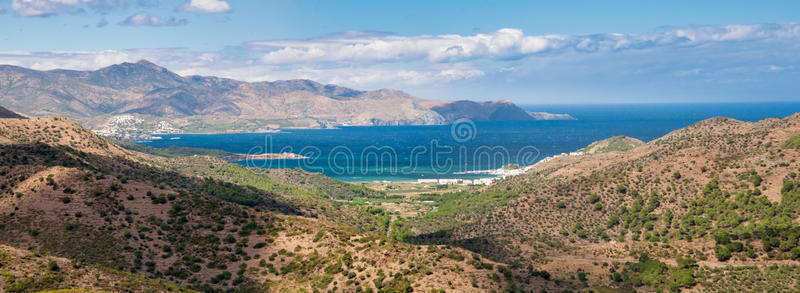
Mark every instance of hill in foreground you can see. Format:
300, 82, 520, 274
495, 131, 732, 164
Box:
9, 111, 800, 292
400, 113, 800, 291
0, 117, 560, 292
0, 244, 190, 292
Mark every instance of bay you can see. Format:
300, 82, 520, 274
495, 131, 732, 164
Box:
142, 102, 800, 182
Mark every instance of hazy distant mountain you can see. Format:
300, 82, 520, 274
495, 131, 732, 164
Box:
0, 60, 572, 134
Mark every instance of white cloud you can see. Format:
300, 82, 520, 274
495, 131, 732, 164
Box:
10, 0, 133, 17
254, 29, 569, 64
0, 50, 131, 70
176, 0, 231, 13
767, 65, 795, 72
2, 23, 800, 101
324, 67, 485, 86
251, 23, 800, 65
119, 12, 187, 27
674, 68, 704, 77
12, 0, 78, 16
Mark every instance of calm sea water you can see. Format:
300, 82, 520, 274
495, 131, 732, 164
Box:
142, 102, 800, 182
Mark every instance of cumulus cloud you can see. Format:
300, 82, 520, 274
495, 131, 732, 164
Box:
253, 29, 567, 64
12, 0, 78, 16
176, 0, 231, 13
321, 67, 486, 86
119, 12, 187, 27
10, 0, 137, 17
251, 23, 800, 65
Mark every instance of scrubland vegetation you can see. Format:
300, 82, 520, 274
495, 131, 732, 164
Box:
5, 114, 800, 292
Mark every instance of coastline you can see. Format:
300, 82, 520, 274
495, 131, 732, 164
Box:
141, 116, 579, 136
151, 129, 282, 136
224, 152, 308, 162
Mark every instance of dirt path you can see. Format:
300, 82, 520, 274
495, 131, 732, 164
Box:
546, 255, 797, 268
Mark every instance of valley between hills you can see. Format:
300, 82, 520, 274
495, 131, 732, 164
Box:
4, 101, 800, 292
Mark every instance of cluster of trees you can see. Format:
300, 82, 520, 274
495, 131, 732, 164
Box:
613, 255, 697, 292
201, 178, 265, 207
679, 175, 800, 261
606, 188, 669, 242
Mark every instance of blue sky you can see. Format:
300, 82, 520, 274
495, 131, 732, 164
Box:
2, 0, 800, 104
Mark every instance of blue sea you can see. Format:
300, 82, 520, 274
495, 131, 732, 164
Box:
142, 102, 800, 182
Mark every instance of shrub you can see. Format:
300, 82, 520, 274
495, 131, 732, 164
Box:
715, 245, 731, 261
752, 175, 762, 187
48, 260, 59, 271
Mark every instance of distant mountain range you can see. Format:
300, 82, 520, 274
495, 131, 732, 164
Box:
0, 60, 573, 137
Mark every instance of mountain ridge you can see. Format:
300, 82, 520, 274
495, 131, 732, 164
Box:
0, 61, 573, 138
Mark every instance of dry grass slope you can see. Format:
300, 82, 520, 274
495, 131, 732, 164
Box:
0, 116, 562, 292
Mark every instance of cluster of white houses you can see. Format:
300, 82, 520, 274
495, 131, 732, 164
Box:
416, 177, 497, 185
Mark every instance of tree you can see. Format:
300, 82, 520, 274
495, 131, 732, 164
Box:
752, 174, 762, 187
792, 247, 800, 260
48, 260, 60, 271
676, 257, 696, 269
714, 245, 731, 261
713, 232, 730, 245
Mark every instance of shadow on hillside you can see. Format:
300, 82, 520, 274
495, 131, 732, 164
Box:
407, 229, 517, 262
0, 142, 304, 216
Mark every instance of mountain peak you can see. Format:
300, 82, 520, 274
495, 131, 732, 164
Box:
97, 59, 168, 73
90, 60, 185, 92
133, 59, 164, 70
496, 99, 514, 104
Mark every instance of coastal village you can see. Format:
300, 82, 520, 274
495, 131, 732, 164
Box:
93, 114, 181, 141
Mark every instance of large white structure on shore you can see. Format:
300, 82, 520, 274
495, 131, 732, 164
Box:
416, 177, 498, 185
